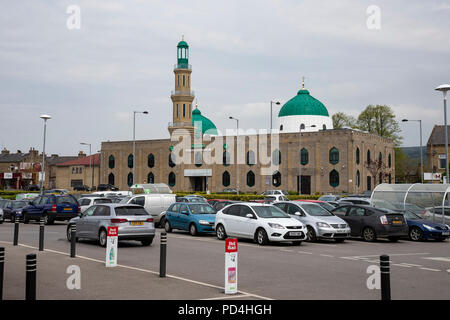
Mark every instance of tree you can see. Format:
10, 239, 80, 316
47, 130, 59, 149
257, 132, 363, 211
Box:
365, 158, 391, 187
394, 148, 420, 183
357, 105, 402, 145
332, 112, 357, 129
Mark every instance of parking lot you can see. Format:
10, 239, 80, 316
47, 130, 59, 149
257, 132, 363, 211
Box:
0, 221, 449, 300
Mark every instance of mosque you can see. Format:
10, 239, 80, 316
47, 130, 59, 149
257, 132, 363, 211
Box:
100, 38, 395, 194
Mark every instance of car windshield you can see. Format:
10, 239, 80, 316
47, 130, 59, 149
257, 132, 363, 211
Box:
56, 196, 77, 205
12, 201, 27, 209
189, 204, 216, 214
115, 206, 149, 216
119, 196, 131, 204
252, 206, 290, 218
301, 204, 333, 216
403, 211, 422, 220
318, 202, 336, 212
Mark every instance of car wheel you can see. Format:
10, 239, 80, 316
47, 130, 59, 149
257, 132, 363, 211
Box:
23, 214, 29, 224
159, 217, 166, 229
141, 237, 153, 246
189, 224, 198, 236
335, 238, 345, 243
388, 236, 400, 242
43, 215, 50, 225
256, 228, 269, 246
216, 224, 227, 240
10, 215, 15, 223
362, 227, 376, 242
164, 220, 172, 233
306, 226, 317, 242
99, 229, 107, 247
292, 241, 302, 246
408, 227, 423, 241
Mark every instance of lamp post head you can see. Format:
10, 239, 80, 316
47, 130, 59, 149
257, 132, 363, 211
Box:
40, 114, 51, 120
435, 84, 450, 92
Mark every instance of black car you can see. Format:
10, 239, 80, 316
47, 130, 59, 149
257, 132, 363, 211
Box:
22, 194, 80, 224
73, 185, 90, 191
26, 184, 40, 191
331, 204, 408, 242
97, 184, 119, 191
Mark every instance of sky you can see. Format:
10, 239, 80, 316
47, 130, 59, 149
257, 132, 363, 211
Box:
1, 0, 450, 156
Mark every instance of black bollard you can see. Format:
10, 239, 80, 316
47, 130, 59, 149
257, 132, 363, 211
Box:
0, 247, 4, 300
159, 232, 167, 278
380, 255, 391, 300
70, 224, 76, 258
39, 217, 45, 251
13, 221, 19, 246
26, 253, 37, 300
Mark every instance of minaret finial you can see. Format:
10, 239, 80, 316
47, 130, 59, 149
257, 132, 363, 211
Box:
182, 35, 184, 41
195, 99, 198, 108
302, 76, 305, 89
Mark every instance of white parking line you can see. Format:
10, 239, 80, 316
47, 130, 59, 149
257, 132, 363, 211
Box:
0, 240, 273, 300
423, 257, 450, 263
307, 242, 337, 248
319, 254, 334, 258
419, 267, 441, 272
392, 264, 412, 268
281, 249, 294, 253
297, 251, 313, 254
200, 294, 252, 300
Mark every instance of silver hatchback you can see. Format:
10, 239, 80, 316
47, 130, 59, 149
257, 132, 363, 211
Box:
67, 204, 155, 247
274, 201, 351, 242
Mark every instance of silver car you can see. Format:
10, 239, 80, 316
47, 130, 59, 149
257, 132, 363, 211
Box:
274, 201, 351, 242
66, 204, 155, 247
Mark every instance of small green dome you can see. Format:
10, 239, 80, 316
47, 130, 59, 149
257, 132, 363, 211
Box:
278, 89, 329, 117
192, 108, 218, 135
177, 40, 188, 48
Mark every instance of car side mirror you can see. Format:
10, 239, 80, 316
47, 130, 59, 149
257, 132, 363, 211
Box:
294, 212, 301, 216
246, 213, 254, 219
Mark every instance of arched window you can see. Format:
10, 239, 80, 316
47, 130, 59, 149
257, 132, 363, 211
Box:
388, 154, 392, 168
222, 171, 230, 187
127, 172, 133, 187
247, 171, 255, 187
223, 151, 230, 166
148, 153, 155, 168
108, 173, 115, 185
195, 152, 202, 167
300, 123, 305, 130
169, 153, 176, 167
183, 104, 186, 117
356, 170, 360, 187
330, 170, 339, 187
128, 154, 134, 168
378, 152, 382, 163
367, 150, 371, 164
379, 172, 383, 184
280, 125, 283, 131
272, 171, 281, 187
246, 150, 255, 166
389, 173, 392, 184
329, 147, 339, 165
147, 172, 154, 184
356, 148, 360, 165
272, 149, 281, 166
322, 124, 327, 130
300, 148, 308, 165
367, 176, 372, 191
108, 155, 115, 169
168, 172, 176, 187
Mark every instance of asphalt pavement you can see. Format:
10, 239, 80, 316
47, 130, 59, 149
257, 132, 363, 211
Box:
0, 221, 449, 300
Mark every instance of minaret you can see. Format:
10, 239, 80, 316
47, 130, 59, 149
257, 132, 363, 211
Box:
169, 36, 195, 136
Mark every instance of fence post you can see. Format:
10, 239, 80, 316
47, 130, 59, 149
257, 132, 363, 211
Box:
70, 224, 76, 258
26, 253, 37, 301
0, 247, 4, 300
39, 217, 45, 251
160, 232, 167, 277
13, 221, 19, 246
380, 255, 391, 300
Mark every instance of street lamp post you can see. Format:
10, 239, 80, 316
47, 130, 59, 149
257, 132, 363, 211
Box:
299, 124, 316, 195
39, 115, 51, 195
436, 85, 450, 184
229, 116, 239, 195
80, 143, 92, 190
133, 110, 149, 185
402, 119, 423, 183
270, 101, 280, 131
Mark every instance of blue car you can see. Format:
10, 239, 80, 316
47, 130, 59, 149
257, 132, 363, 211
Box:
22, 194, 80, 225
164, 202, 217, 236
403, 211, 450, 241
3, 200, 28, 223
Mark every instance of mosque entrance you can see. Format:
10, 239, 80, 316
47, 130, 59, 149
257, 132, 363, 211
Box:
297, 175, 311, 195
191, 177, 206, 191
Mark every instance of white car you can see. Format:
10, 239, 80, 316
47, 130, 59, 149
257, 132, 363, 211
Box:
0, 208, 4, 224
214, 203, 307, 245
78, 197, 112, 213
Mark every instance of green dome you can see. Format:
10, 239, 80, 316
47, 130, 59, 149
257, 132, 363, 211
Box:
192, 108, 218, 135
278, 89, 329, 117
177, 40, 188, 48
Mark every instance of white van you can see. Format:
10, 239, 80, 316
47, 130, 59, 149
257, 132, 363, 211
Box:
126, 194, 176, 225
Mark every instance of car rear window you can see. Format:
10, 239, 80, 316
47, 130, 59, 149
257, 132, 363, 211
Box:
115, 206, 149, 216
94, 199, 112, 204
56, 196, 77, 205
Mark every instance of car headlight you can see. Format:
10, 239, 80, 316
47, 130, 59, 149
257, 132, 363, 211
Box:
268, 223, 285, 229
423, 224, 435, 231
198, 220, 210, 225
317, 222, 331, 228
